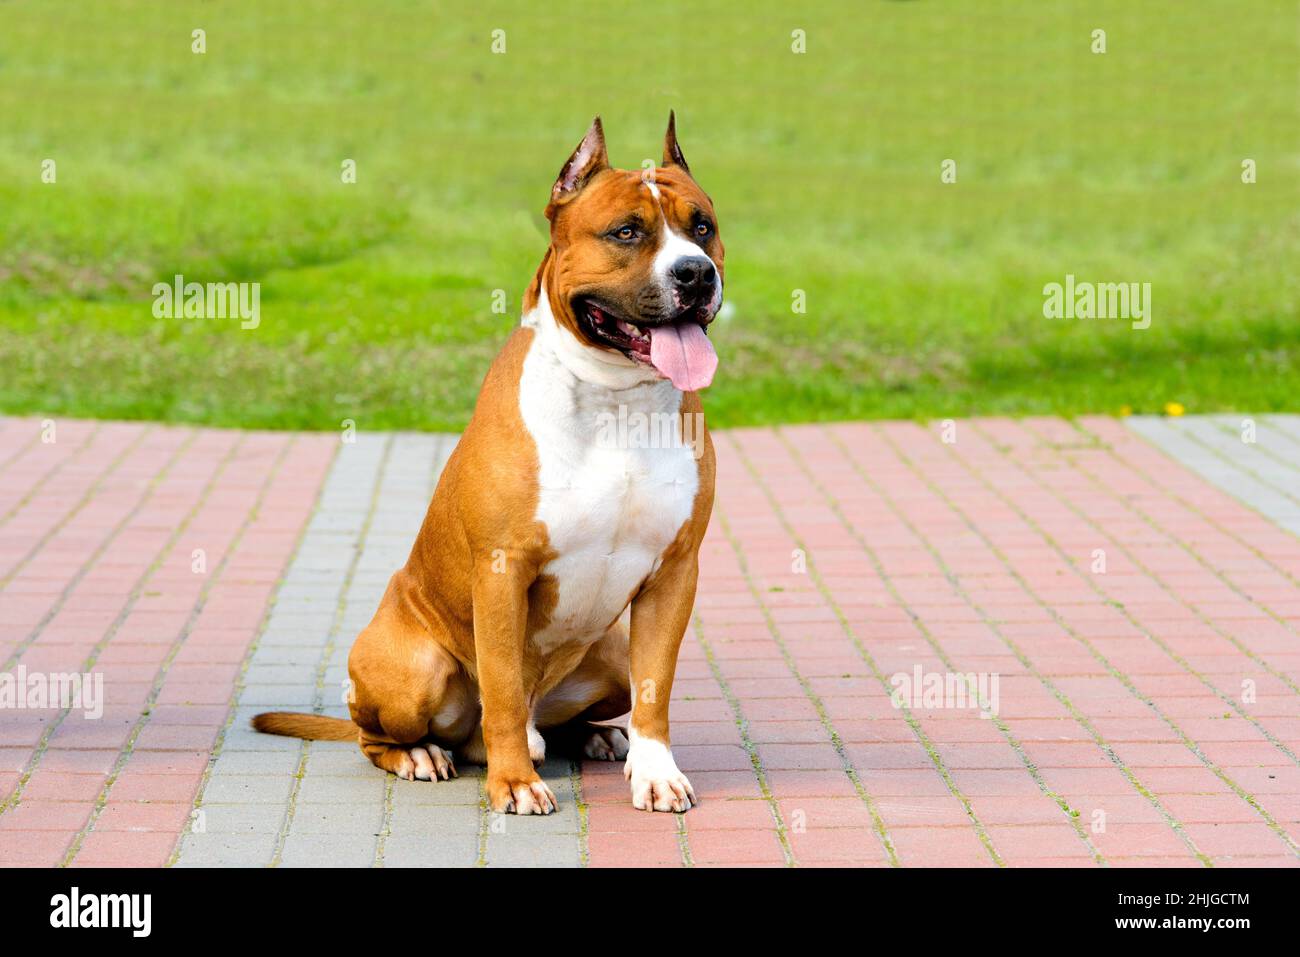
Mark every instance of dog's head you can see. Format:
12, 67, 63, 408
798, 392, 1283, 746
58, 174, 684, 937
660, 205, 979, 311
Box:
527, 114, 724, 392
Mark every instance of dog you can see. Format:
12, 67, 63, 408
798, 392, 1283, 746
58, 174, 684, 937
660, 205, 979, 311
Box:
253, 114, 723, 815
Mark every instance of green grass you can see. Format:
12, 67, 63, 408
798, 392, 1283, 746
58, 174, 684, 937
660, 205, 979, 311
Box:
1, 0, 1297, 431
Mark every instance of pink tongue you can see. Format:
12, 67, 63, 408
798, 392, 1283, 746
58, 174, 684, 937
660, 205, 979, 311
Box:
648, 322, 718, 391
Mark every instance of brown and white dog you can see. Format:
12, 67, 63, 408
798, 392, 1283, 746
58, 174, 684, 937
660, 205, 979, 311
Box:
253, 114, 722, 815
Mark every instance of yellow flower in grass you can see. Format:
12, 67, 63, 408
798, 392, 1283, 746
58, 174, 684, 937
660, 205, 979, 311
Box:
1164, 401, 1185, 417
1118, 405, 1132, 417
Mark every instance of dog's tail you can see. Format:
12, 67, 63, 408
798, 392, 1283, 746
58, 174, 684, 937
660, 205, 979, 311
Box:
251, 712, 359, 741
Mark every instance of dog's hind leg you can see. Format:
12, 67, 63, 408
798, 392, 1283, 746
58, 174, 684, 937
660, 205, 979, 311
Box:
535, 621, 633, 760
361, 739, 457, 781
346, 594, 478, 782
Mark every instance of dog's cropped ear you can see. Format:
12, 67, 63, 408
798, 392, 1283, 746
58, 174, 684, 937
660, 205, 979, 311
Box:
550, 116, 609, 207
662, 110, 690, 174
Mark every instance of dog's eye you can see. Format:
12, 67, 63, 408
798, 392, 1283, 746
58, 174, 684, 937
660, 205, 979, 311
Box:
611, 225, 638, 242
694, 221, 713, 239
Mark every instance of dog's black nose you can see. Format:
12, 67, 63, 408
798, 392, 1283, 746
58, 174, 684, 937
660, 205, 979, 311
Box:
671, 256, 716, 291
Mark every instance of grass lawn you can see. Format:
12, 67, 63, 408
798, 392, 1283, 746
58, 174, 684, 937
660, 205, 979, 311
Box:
1, 0, 1297, 431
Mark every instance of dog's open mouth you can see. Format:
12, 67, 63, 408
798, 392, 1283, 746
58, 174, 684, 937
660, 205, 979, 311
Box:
577, 298, 719, 391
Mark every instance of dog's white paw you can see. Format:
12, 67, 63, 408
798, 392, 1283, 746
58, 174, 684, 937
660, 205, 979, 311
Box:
527, 724, 547, 764
401, 744, 457, 782
583, 726, 630, 762
624, 734, 694, 812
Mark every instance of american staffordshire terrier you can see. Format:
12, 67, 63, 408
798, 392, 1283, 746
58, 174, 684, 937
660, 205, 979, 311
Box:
253, 114, 723, 815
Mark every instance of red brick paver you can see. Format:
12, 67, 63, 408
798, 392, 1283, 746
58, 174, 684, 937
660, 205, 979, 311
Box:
2, 414, 1298, 867
0, 417, 335, 866
581, 420, 1300, 868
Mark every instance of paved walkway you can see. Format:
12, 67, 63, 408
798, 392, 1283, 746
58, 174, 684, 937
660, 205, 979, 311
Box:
1, 414, 1298, 867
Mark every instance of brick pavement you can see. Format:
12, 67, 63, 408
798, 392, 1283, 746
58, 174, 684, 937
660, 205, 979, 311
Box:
1, 414, 1298, 867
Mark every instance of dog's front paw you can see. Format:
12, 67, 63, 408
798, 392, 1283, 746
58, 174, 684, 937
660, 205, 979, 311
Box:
487, 770, 557, 815
624, 734, 694, 812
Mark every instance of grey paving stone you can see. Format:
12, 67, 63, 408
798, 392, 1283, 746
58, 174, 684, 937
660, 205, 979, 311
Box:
280, 833, 376, 868
220, 727, 303, 752
1174, 418, 1300, 489
194, 802, 287, 835
1208, 414, 1300, 468
486, 834, 581, 868
246, 646, 324, 666
382, 835, 480, 868
387, 802, 481, 836
289, 553, 361, 573
236, 684, 319, 707
288, 802, 385, 836
536, 761, 578, 798
239, 664, 318, 684
390, 774, 484, 806
209, 749, 302, 776
281, 567, 346, 583
202, 774, 296, 805
308, 513, 373, 533
174, 430, 532, 868
1128, 416, 1300, 531
296, 772, 387, 805
271, 595, 342, 611
492, 804, 582, 836
259, 627, 334, 647
1266, 414, 1300, 450
173, 832, 277, 867
264, 610, 339, 630
305, 748, 374, 777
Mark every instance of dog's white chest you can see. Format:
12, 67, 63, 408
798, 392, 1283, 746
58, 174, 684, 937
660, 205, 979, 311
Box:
519, 334, 698, 650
